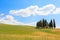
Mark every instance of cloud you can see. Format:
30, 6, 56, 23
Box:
9, 4, 56, 17
0, 15, 20, 25
53, 8, 60, 14
36, 4, 55, 15
9, 5, 38, 17
0, 15, 36, 26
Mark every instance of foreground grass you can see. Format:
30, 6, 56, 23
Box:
0, 24, 60, 40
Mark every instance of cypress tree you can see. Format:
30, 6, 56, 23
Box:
36, 20, 42, 28
45, 20, 48, 26
49, 19, 53, 28
36, 21, 40, 28
53, 19, 56, 28
42, 19, 45, 27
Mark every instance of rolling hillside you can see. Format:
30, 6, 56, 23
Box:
0, 24, 60, 40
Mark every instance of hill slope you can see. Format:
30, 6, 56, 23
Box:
0, 24, 60, 40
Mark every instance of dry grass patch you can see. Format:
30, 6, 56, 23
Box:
0, 32, 60, 40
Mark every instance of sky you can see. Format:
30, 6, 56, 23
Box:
0, 0, 60, 28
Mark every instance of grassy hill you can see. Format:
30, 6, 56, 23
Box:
0, 24, 60, 40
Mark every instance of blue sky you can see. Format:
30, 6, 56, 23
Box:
0, 0, 60, 28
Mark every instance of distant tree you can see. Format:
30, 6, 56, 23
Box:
53, 19, 56, 28
49, 20, 53, 28
36, 21, 40, 28
36, 19, 56, 29
45, 20, 48, 26
36, 20, 42, 28
42, 19, 45, 28
49, 19, 53, 28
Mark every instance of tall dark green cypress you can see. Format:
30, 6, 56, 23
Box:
53, 19, 56, 28
49, 19, 53, 28
36, 21, 40, 28
42, 19, 48, 28
42, 19, 45, 27
36, 20, 42, 28
45, 20, 48, 26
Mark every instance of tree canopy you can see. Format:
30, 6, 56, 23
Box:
36, 19, 56, 29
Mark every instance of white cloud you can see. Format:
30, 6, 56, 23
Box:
0, 15, 20, 25
9, 4, 56, 17
0, 15, 36, 26
36, 4, 55, 15
53, 8, 60, 14
9, 5, 38, 17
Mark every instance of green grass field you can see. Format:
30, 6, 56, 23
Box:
0, 24, 60, 40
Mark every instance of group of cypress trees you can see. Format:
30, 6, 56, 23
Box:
36, 19, 56, 29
